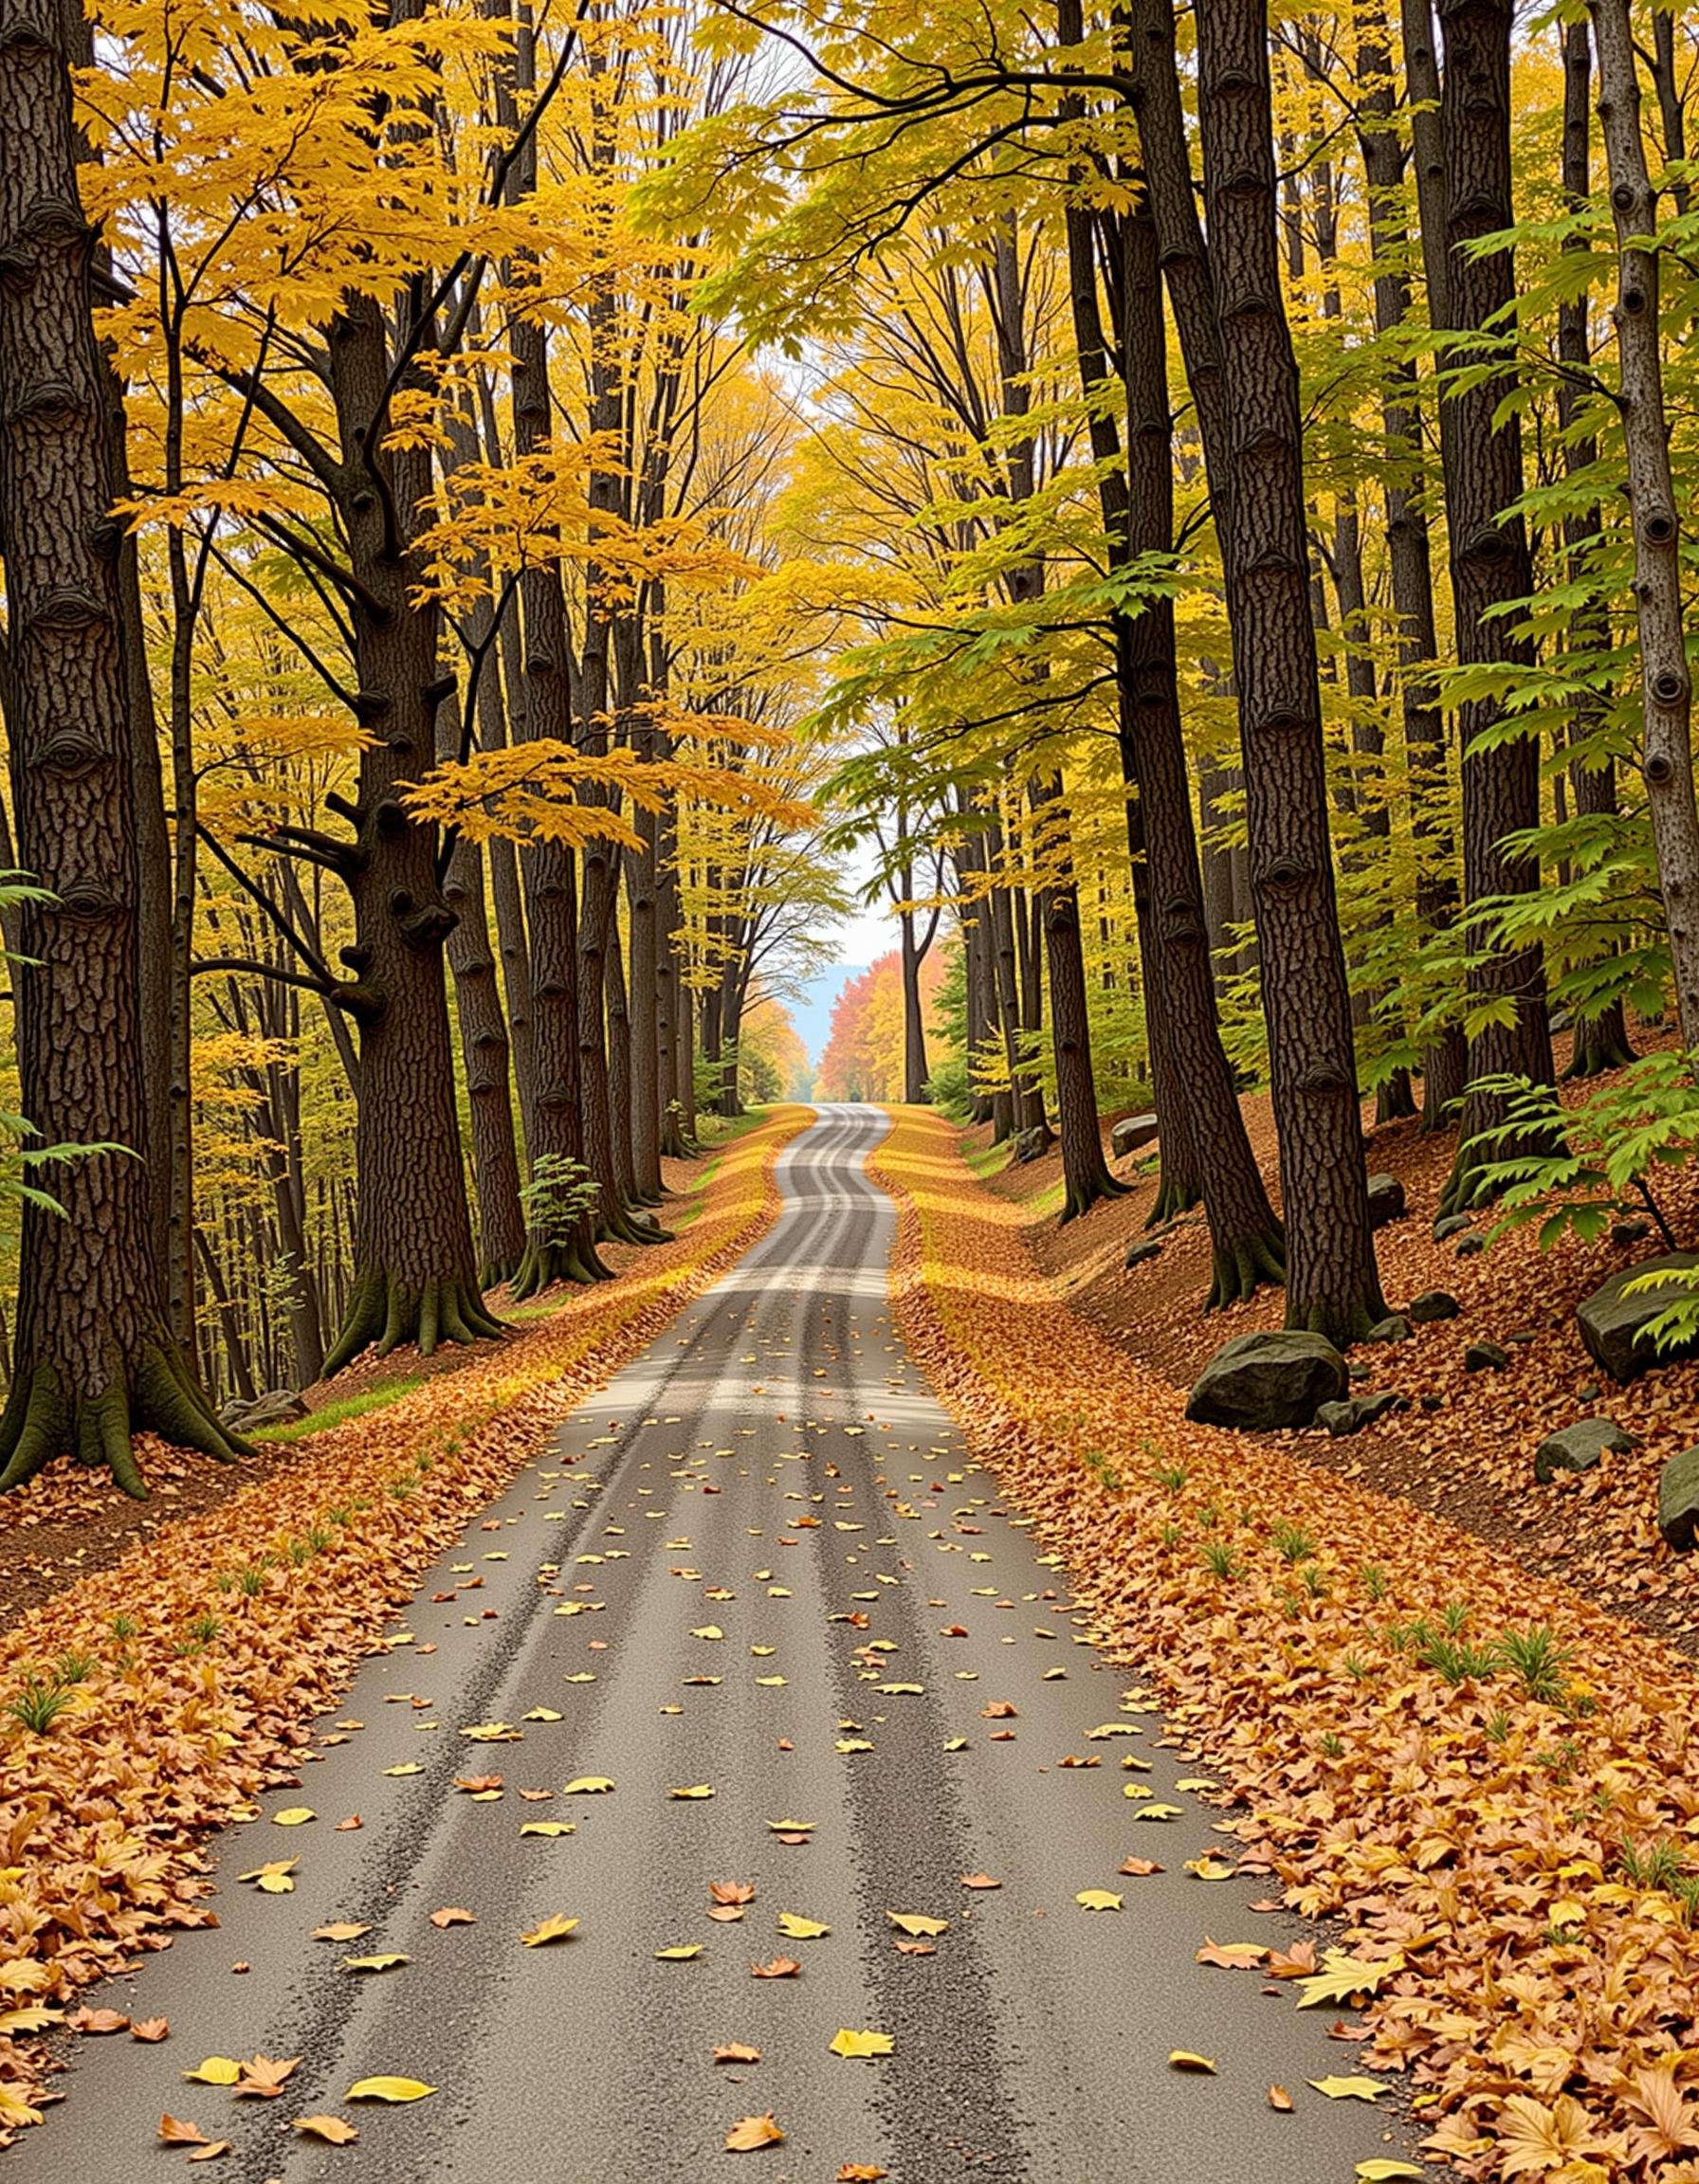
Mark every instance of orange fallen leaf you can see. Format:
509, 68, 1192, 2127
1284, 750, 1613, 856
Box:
293, 2115, 360, 2145
837, 2169, 889, 2182
1118, 1858, 1163, 1876
429, 1907, 475, 1928
313, 1922, 370, 1943
1269, 2084, 1294, 2112
750, 1956, 801, 1978
188, 2143, 231, 2163
711, 1882, 758, 1906
335, 1814, 362, 1831
160, 2115, 212, 2145
69, 2007, 129, 2034
233, 2054, 301, 2099
980, 1701, 1017, 1719
714, 2043, 761, 2065
725, 2112, 785, 2152
1196, 1939, 1268, 1971
959, 1873, 1001, 1890
131, 2017, 170, 2043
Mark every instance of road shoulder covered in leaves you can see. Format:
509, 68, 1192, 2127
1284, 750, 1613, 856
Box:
874, 1105, 1699, 2180
0, 1104, 810, 2143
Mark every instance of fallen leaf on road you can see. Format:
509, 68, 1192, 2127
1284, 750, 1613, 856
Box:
271, 1808, 315, 1827
1267, 1941, 1317, 1978
1184, 1858, 1236, 1882
160, 2116, 212, 2145
1197, 1940, 1266, 1970
829, 2029, 894, 2060
960, 1873, 1001, 1890
712, 1883, 757, 1907
131, 2017, 170, 2042
188, 2141, 231, 2162
233, 2055, 301, 2099
453, 1774, 502, 1794
294, 2116, 359, 2144
655, 1945, 703, 1961
766, 1818, 814, 1832
714, 2044, 761, 2066
1269, 2085, 1293, 2112
520, 1821, 575, 1838
383, 1763, 423, 1777
343, 1954, 410, 1973
346, 2077, 435, 2102
980, 1701, 1017, 1719
837, 2167, 887, 2181
1307, 2076, 1386, 2102
521, 1915, 579, 1947
68, 2008, 128, 2034
1294, 1953, 1401, 2010
561, 1776, 614, 1795
776, 1913, 829, 1939
1168, 2052, 1216, 2073
1129, 1803, 1181, 1821
751, 1957, 801, 1978
336, 1814, 362, 1831
429, 1908, 475, 1928
1354, 2165, 1423, 2181
1118, 1858, 1162, 1877
237, 1860, 297, 1893
886, 1913, 947, 1938
670, 1784, 715, 1800
1075, 1890, 1123, 1913
725, 2113, 784, 2152
181, 2059, 242, 2086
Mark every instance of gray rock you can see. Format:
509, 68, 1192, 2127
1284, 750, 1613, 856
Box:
1578, 1384, 1600, 1403
1454, 1233, 1486, 1258
221, 1388, 308, 1432
1184, 1330, 1348, 1431
1465, 1342, 1509, 1373
1576, 1252, 1699, 1382
1365, 1174, 1406, 1228
1434, 1214, 1472, 1243
1505, 1330, 1538, 1346
1534, 1416, 1634, 1484
1111, 1112, 1160, 1160
1012, 1126, 1050, 1165
1408, 1289, 1461, 1323
1317, 1389, 1407, 1438
1658, 1447, 1699, 1551
1124, 1238, 1163, 1270
1612, 1216, 1652, 1247
1365, 1314, 1412, 1344
1347, 1362, 1370, 1384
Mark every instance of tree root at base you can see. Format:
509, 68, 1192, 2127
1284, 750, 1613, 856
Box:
322, 1265, 506, 1376
1204, 1228, 1288, 1312
508, 1234, 611, 1302
0, 1341, 252, 1499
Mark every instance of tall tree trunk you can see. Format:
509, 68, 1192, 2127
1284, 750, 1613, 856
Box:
1030, 776, 1124, 1218
899, 901, 931, 1102
1433, 0, 1555, 1213
0, 4, 246, 1490
1556, 17, 1633, 1078
1359, 4, 1468, 1126
1193, 0, 1387, 1341
318, 291, 502, 1371
1589, 0, 1699, 1055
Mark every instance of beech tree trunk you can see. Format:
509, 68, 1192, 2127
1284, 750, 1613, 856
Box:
1433, 0, 1555, 1213
0, 4, 246, 1492
1193, 0, 1387, 1342
1588, 0, 1699, 1055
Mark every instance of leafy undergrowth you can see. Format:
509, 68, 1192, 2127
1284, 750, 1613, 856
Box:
876, 1105, 1699, 2181
0, 1104, 810, 2143
990, 1044, 1699, 1655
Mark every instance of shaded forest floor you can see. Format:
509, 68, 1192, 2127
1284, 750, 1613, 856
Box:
965, 1039, 1699, 1656
0, 1114, 777, 1642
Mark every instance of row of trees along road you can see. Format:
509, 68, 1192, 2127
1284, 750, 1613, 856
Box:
6, 0, 1699, 1483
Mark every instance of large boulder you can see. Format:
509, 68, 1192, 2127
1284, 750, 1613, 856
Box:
1658, 1447, 1699, 1551
1364, 1174, 1406, 1228
1533, 1416, 1633, 1484
1185, 1332, 1347, 1431
1111, 1112, 1160, 1159
1576, 1252, 1699, 1383
1408, 1289, 1460, 1324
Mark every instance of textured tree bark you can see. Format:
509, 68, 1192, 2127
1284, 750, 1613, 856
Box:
1108, 192, 1283, 1289
1359, 5, 1467, 1126
1433, 0, 1555, 1214
1193, 0, 1387, 1342
1030, 776, 1125, 1219
437, 701, 526, 1288
0, 4, 247, 1491
899, 900, 931, 1103
1556, 18, 1632, 1080
316, 291, 502, 1372
1588, 0, 1699, 1056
